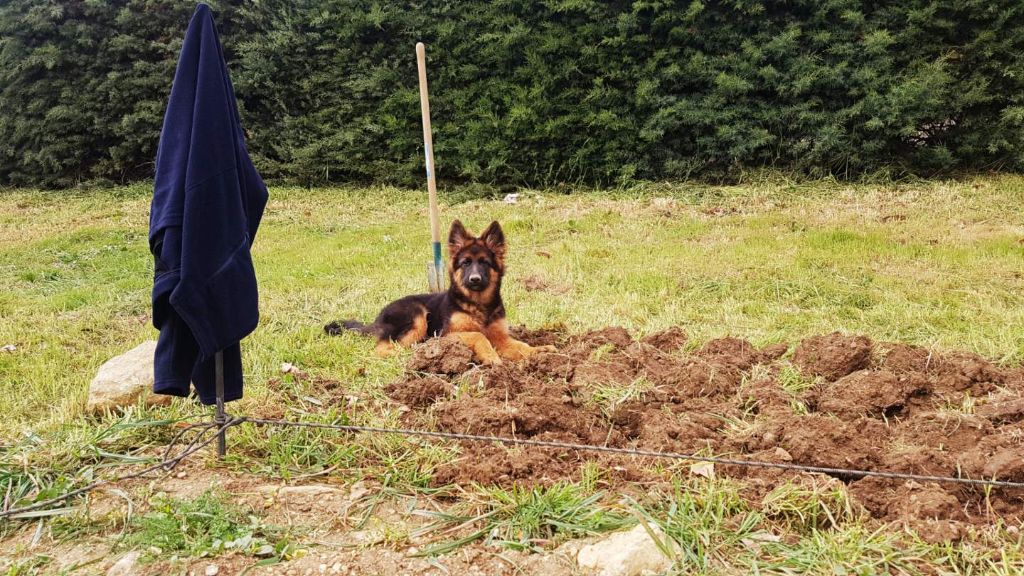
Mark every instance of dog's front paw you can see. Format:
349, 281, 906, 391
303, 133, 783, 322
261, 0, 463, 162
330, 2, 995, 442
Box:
475, 351, 504, 366
499, 340, 555, 361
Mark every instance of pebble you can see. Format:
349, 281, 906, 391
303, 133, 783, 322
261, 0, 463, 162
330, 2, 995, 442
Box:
774, 447, 793, 461
319, 564, 328, 574
205, 565, 219, 576
331, 563, 342, 573
176, 471, 187, 479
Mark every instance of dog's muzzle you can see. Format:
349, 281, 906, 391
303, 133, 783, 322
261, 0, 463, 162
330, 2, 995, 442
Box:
466, 274, 485, 290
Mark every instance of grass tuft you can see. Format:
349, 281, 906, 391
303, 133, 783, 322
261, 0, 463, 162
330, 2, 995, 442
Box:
122, 489, 295, 561
418, 482, 631, 554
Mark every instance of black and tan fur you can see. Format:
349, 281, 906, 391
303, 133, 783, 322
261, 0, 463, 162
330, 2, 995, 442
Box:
326, 220, 553, 364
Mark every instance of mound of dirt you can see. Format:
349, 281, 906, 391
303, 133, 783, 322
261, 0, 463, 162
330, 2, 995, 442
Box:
381, 328, 1024, 536
640, 327, 689, 352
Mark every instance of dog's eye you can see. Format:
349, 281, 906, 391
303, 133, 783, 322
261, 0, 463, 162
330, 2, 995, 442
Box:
460, 259, 471, 267
478, 260, 491, 268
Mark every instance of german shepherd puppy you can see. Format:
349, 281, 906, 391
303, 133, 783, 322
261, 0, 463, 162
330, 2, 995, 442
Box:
327, 220, 553, 364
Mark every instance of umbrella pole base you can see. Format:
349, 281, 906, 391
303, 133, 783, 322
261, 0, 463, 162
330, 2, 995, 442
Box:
214, 350, 226, 458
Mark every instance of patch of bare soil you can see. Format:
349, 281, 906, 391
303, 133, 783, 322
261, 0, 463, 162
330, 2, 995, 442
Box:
387, 327, 1024, 536
0, 461, 541, 576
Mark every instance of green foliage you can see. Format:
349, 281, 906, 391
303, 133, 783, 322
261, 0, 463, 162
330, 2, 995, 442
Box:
1, 1, 1023, 187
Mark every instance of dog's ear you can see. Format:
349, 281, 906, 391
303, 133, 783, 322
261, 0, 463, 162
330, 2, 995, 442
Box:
481, 221, 505, 259
448, 219, 472, 255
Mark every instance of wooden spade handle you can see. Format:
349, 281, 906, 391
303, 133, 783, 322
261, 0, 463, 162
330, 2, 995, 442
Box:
416, 42, 441, 251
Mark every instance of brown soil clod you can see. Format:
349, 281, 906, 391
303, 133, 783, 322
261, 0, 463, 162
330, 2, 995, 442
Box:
509, 324, 569, 347
385, 375, 452, 408
879, 342, 935, 374
976, 396, 1024, 425
793, 332, 873, 381
407, 336, 474, 374
759, 342, 790, 362
849, 477, 966, 523
566, 327, 635, 356
640, 327, 689, 352
774, 414, 888, 472
815, 370, 928, 420
698, 337, 761, 371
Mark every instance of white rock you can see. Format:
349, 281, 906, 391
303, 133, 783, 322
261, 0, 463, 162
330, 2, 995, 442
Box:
86, 341, 170, 413
106, 551, 141, 576
205, 565, 220, 576
577, 524, 674, 576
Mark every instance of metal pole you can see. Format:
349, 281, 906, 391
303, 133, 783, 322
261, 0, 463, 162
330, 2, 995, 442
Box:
214, 350, 226, 458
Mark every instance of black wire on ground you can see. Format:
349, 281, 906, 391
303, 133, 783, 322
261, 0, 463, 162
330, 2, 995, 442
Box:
3, 414, 1023, 521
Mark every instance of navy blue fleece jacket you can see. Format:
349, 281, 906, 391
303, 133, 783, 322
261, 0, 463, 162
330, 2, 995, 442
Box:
149, 3, 267, 404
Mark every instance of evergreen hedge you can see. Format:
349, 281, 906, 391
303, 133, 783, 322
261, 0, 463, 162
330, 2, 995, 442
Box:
2, 0, 1022, 188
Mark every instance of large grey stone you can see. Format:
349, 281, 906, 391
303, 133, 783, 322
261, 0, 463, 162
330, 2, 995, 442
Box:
577, 524, 674, 576
87, 341, 169, 413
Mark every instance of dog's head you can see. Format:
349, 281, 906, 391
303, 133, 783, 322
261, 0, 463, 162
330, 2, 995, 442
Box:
448, 220, 505, 294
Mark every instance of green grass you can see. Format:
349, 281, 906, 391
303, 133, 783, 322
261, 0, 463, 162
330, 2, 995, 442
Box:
418, 481, 632, 554
632, 477, 1024, 574
2, 176, 1024, 572
2, 177, 1023, 436
122, 489, 294, 561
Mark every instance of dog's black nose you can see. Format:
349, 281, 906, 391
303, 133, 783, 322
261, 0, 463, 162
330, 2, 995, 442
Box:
468, 273, 483, 285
